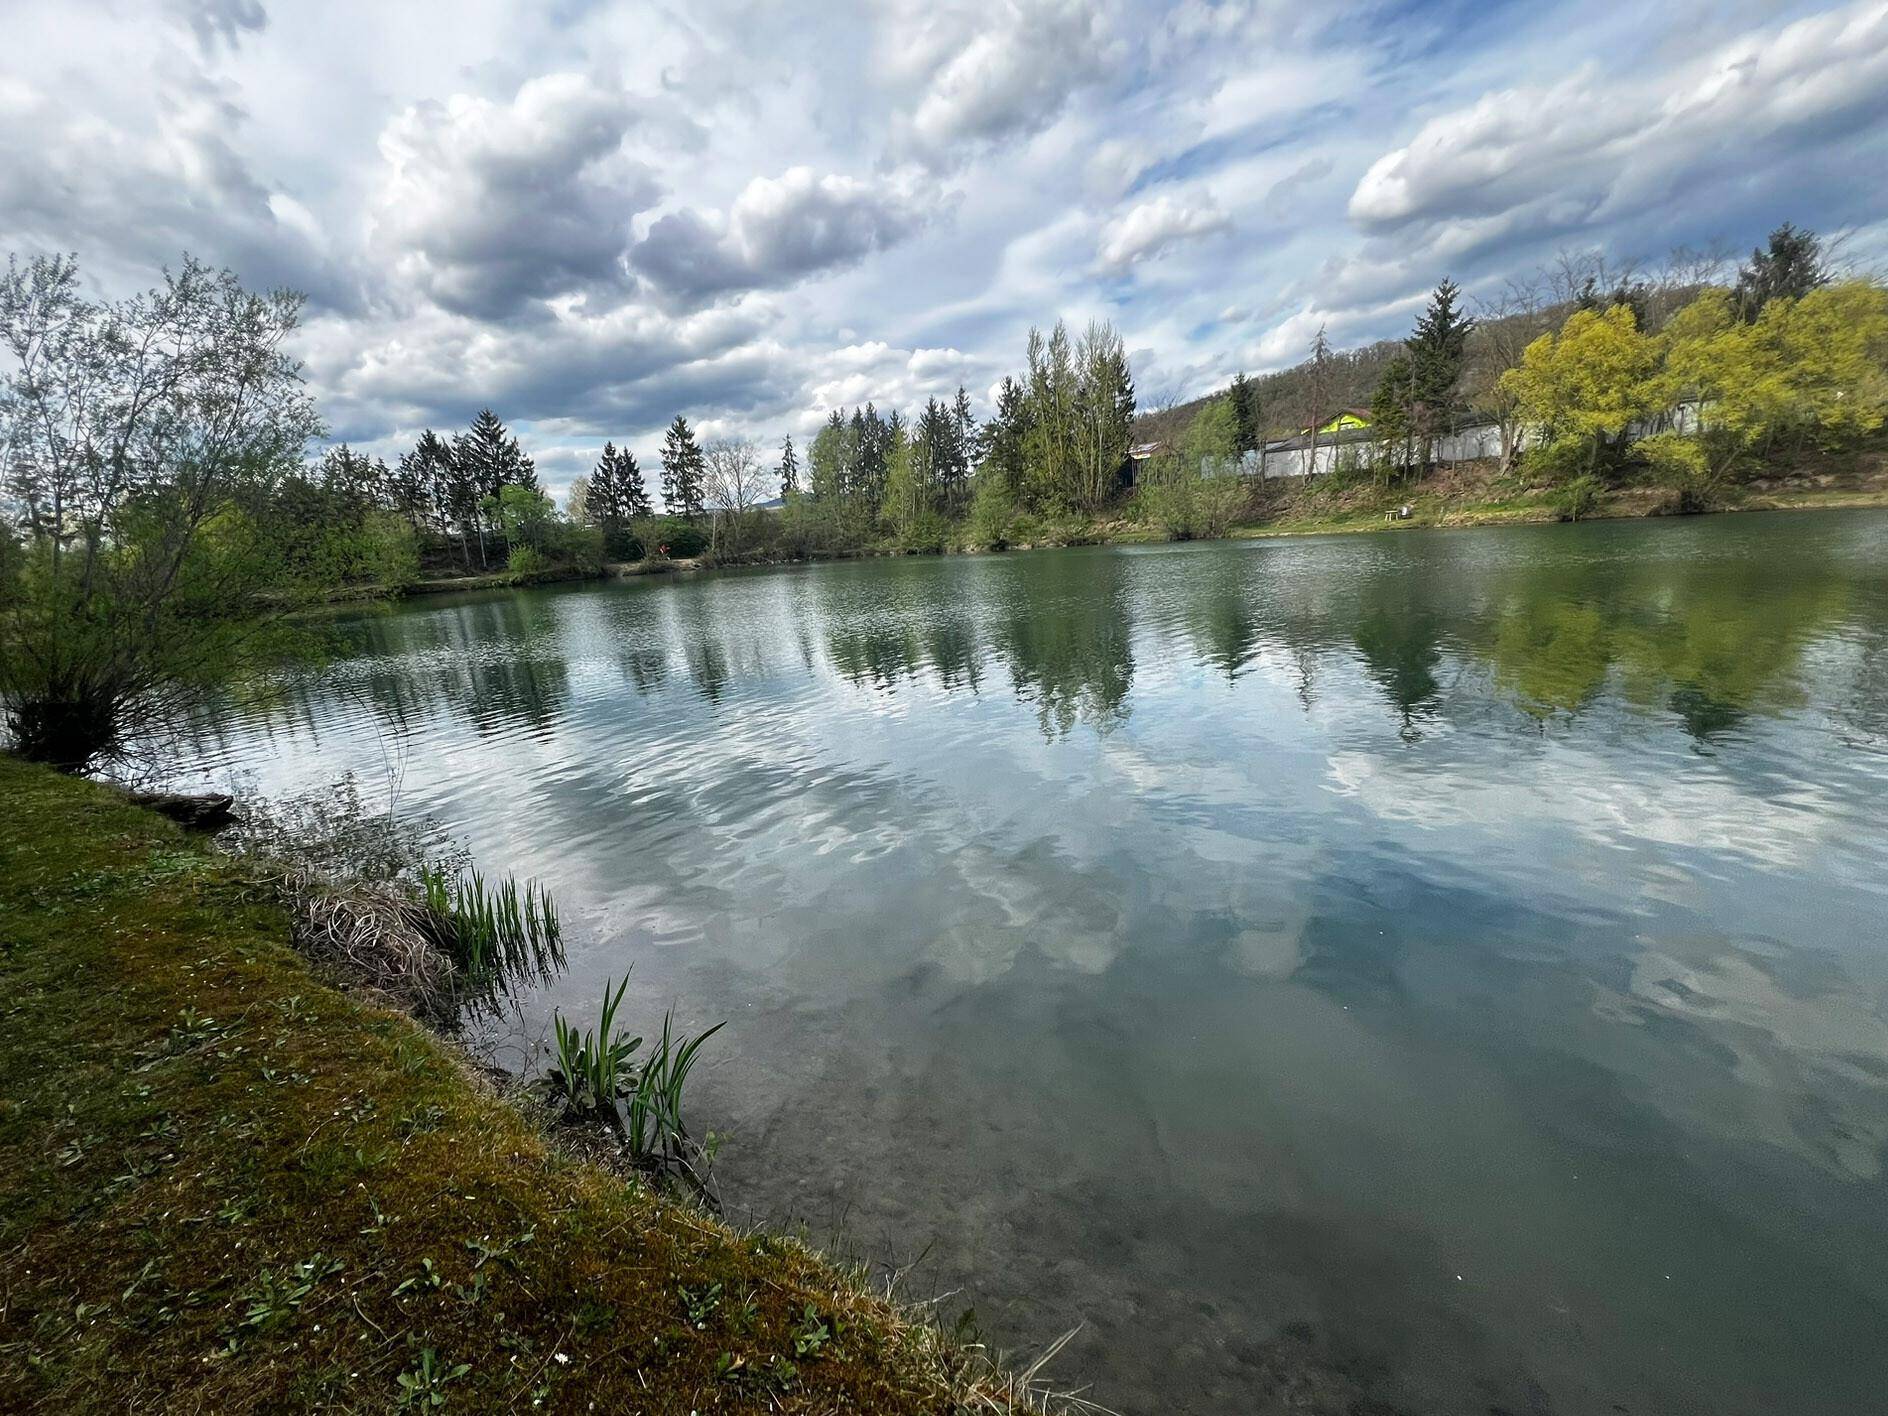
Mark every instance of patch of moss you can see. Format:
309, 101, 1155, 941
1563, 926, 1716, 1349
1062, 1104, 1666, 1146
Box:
0, 758, 981, 1413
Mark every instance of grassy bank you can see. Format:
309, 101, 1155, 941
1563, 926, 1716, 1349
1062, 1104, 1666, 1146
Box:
1219, 443, 1888, 540
0, 759, 1041, 1413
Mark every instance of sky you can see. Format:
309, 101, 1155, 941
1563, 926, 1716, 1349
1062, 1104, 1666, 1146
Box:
4, 0, 1887, 501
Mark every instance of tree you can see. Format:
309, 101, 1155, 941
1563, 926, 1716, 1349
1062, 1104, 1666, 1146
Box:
1404, 278, 1474, 467
853, 404, 891, 512
0, 253, 325, 770
778, 434, 799, 497
1299, 325, 1336, 475
388, 442, 436, 532
1073, 320, 1135, 510
1369, 355, 1418, 480
660, 415, 705, 519
486, 483, 557, 556
1229, 371, 1259, 455
1764, 280, 1888, 445
1734, 222, 1828, 321
977, 377, 1031, 501
318, 445, 387, 520
454, 408, 536, 507
588, 441, 649, 556
404, 429, 477, 568
1023, 322, 1079, 508
1466, 279, 1555, 471
451, 410, 535, 564
701, 438, 767, 557
565, 474, 591, 526
927, 394, 969, 516
808, 411, 849, 502
1649, 288, 1789, 485
881, 419, 926, 538
1182, 395, 1239, 474
1500, 303, 1661, 477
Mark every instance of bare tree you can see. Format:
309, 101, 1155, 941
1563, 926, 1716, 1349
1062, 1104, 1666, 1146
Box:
701, 437, 767, 559
1297, 325, 1335, 476
1467, 277, 1553, 471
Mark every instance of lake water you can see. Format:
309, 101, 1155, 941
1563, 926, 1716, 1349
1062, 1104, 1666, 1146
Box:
176, 511, 1888, 1415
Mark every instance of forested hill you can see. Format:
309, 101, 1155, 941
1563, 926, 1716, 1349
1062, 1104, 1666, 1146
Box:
1135, 253, 1719, 448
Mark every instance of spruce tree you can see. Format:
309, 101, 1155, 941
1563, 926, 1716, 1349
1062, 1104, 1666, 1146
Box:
660, 415, 705, 519
619, 445, 651, 518
1229, 371, 1258, 455
453, 409, 537, 510
1734, 222, 1828, 321
588, 441, 649, 555
1404, 279, 1475, 466
778, 434, 799, 497
410, 428, 478, 567
390, 446, 433, 531
979, 377, 1030, 501
919, 397, 959, 514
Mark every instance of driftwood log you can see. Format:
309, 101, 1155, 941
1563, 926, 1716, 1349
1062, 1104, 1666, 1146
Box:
127, 791, 237, 833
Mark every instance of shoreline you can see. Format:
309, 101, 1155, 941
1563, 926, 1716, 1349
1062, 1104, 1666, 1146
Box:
336, 471, 1888, 603
0, 760, 1056, 1413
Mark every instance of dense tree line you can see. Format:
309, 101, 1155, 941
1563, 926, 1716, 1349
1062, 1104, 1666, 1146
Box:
1147, 222, 1885, 517
786, 318, 1136, 554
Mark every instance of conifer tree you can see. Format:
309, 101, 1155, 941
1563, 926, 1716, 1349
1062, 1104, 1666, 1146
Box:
978, 377, 1030, 501
389, 445, 434, 531
618, 445, 651, 519
778, 434, 799, 497
407, 428, 476, 567
1734, 222, 1829, 321
1229, 371, 1259, 455
660, 415, 705, 518
453, 409, 535, 507
586, 441, 649, 555
918, 397, 957, 514
1403, 279, 1475, 466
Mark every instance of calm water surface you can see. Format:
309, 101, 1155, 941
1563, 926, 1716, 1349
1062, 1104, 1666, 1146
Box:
177, 511, 1888, 1415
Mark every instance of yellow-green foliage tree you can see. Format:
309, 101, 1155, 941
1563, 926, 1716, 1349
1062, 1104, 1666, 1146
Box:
1501, 304, 1662, 477
1642, 281, 1888, 498
1768, 280, 1888, 446
1641, 288, 1789, 492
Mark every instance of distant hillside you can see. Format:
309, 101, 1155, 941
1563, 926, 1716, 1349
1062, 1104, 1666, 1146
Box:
1136, 273, 1712, 447
1134, 339, 1405, 446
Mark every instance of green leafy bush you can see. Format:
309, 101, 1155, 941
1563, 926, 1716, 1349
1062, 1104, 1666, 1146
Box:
1554, 474, 1605, 522
646, 516, 709, 559
505, 545, 550, 577
1634, 431, 1720, 512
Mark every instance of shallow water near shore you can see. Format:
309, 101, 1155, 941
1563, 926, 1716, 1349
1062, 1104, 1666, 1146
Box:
174, 510, 1888, 1414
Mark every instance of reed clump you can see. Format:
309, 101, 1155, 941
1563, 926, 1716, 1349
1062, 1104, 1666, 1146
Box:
547, 971, 726, 1201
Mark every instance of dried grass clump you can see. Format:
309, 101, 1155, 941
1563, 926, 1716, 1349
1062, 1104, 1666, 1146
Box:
280, 868, 460, 1021
916, 1322, 1113, 1415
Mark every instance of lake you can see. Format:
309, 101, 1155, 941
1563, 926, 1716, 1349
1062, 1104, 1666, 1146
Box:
176, 510, 1888, 1415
